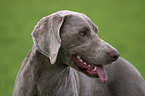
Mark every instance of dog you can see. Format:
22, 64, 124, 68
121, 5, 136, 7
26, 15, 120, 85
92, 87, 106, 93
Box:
13, 10, 145, 96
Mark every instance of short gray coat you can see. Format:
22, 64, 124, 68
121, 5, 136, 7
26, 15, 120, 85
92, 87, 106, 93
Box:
13, 10, 145, 96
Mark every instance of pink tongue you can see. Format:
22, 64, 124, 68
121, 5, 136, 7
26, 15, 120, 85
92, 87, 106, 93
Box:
96, 65, 108, 83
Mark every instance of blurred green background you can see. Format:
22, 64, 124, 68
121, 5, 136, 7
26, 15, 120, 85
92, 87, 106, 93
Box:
0, 0, 145, 95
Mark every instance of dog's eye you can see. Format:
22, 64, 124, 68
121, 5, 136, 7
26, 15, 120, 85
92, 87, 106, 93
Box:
79, 30, 87, 36
79, 27, 89, 37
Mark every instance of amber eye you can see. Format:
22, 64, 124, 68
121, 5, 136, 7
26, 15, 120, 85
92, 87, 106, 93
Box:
79, 30, 87, 36
79, 27, 90, 37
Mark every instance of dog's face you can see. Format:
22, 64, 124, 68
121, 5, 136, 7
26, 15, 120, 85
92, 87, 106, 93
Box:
60, 15, 120, 83
32, 11, 120, 83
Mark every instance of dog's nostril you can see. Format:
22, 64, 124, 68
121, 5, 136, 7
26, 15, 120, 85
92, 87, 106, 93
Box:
110, 50, 120, 62
111, 55, 118, 61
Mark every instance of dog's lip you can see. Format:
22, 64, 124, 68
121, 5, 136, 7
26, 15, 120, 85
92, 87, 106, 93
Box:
72, 55, 98, 76
72, 55, 108, 83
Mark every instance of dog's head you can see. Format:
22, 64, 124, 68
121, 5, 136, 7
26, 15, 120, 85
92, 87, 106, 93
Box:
32, 10, 120, 83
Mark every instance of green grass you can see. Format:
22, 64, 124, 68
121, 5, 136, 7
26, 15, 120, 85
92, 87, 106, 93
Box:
0, 0, 145, 95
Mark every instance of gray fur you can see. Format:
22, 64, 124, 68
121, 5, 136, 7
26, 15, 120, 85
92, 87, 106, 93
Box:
13, 10, 145, 96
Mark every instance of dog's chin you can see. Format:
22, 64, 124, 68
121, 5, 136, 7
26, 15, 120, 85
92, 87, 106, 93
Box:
72, 55, 109, 83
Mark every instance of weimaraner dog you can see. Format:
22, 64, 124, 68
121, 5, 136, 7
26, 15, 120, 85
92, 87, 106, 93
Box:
13, 10, 145, 96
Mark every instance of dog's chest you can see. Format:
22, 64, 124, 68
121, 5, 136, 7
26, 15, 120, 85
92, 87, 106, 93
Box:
38, 67, 97, 96
37, 67, 79, 96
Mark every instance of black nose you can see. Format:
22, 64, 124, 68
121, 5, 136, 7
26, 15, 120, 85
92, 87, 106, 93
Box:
109, 50, 120, 62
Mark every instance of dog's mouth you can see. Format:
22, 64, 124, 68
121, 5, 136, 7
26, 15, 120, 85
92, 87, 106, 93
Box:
72, 55, 107, 83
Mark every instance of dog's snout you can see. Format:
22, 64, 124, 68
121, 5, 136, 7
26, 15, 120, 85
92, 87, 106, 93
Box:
109, 50, 120, 62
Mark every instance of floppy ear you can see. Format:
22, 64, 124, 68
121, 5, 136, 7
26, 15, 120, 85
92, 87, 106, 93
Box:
31, 13, 67, 64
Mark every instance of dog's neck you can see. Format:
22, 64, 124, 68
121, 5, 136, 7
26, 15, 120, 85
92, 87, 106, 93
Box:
27, 45, 80, 96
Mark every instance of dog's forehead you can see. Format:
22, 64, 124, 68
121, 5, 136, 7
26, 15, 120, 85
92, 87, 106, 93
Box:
56, 10, 90, 23
68, 15, 89, 27
55, 10, 99, 33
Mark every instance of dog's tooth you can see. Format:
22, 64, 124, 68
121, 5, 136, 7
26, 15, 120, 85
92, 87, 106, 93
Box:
79, 59, 83, 62
83, 62, 87, 65
77, 56, 81, 59
94, 67, 97, 71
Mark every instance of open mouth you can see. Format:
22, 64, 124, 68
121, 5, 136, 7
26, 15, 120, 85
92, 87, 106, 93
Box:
72, 55, 108, 83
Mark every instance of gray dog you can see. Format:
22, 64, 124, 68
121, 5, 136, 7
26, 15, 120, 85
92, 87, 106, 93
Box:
13, 10, 145, 96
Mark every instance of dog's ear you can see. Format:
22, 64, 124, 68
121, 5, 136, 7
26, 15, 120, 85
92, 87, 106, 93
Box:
31, 13, 67, 64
